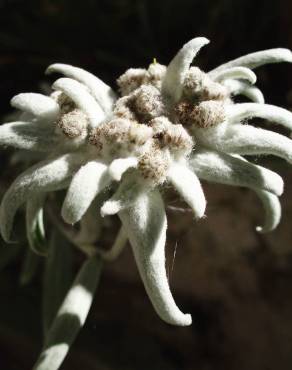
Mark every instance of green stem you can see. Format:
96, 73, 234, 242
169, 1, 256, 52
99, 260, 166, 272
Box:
32, 255, 103, 370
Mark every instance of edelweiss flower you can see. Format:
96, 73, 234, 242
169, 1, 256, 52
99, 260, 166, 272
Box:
1, 37, 292, 328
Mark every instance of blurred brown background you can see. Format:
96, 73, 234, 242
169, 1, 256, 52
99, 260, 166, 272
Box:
1, 0, 292, 369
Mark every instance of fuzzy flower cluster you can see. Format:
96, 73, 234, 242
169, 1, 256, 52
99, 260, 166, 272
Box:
1, 37, 292, 327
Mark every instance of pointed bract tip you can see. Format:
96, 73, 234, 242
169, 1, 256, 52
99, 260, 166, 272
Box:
184, 37, 210, 49
183, 313, 192, 326
100, 201, 119, 217
0, 227, 17, 244
281, 48, 292, 62
108, 167, 122, 182
45, 63, 64, 75
181, 37, 210, 59
277, 178, 284, 196
169, 312, 192, 326
51, 77, 66, 90
61, 208, 75, 226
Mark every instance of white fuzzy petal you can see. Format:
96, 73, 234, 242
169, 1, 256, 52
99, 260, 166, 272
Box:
46, 63, 116, 113
101, 174, 145, 217
52, 78, 105, 128
233, 154, 282, 233
209, 48, 292, 76
255, 190, 281, 233
212, 67, 257, 84
0, 121, 57, 151
223, 79, 265, 103
226, 103, 292, 130
219, 124, 292, 162
0, 153, 83, 242
62, 161, 111, 224
167, 162, 206, 218
162, 37, 209, 103
108, 157, 138, 181
10, 93, 60, 120
190, 150, 283, 196
119, 190, 192, 326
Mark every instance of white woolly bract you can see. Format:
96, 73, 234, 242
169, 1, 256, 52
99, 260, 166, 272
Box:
119, 190, 192, 326
0, 121, 57, 151
209, 48, 292, 75
52, 78, 105, 128
108, 157, 138, 181
255, 190, 281, 233
101, 174, 146, 216
190, 150, 284, 196
167, 162, 206, 218
0, 153, 84, 242
47, 63, 116, 113
234, 154, 282, 233
11, 93, 60, 120
218, 124, 292, 162
213, 66, 257, 84
62, 161, 110, 224
190, 152, 282, 233
162, 37, 209, 103
226, 103, 292, 130
223, 80, 265, 103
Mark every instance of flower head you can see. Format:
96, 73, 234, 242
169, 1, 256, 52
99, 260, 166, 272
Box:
1, 37, 292, 326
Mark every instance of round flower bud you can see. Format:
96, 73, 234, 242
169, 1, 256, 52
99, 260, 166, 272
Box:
144, 62, 166, 89
150, 116, 193, 155
57, 109, 88, 138
184, 67, 228, 102
132, 85, 165, 122
190, 100, 226, 128
117, 68, 147, 96
138, 144, 170, 184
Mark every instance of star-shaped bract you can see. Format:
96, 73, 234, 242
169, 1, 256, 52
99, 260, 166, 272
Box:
1, 38, 292, 326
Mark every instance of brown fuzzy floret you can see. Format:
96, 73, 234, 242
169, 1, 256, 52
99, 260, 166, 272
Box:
117, 68, 146, 96
174, 101, 194, 126
138, 144, 170, 184
89, 118, 152, 157
117, 63, 166, 96
56, 92, 76, 113
89, 119, 130, 152
184, 67, 228, 102
113, 85, 166, 125
189, 100, 226, 128
146, 63, 166, 90
131, 85, 165, 122
175, 100, 226, 128
57, 109, 88, 138
150, 116, 193, 154
113, 96, 138, 121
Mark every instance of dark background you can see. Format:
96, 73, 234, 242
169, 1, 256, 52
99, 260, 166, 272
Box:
1, 1, 292, 369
